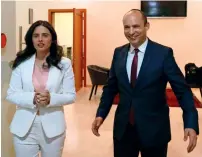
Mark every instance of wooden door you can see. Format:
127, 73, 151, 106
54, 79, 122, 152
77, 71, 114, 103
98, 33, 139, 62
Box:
73, 8, 83, 91
48, 9, 87, 91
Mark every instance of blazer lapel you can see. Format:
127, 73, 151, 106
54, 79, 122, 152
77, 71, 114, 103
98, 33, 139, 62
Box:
25, 54, 62, 92
45, 64, 61, 92
26, 54, 36, 92
45, 66, 54, 91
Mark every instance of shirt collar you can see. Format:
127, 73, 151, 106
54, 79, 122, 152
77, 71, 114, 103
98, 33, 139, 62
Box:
128, 38, 148, 54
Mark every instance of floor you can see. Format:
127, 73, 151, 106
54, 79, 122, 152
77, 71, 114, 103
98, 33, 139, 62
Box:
62, 87, 202, 157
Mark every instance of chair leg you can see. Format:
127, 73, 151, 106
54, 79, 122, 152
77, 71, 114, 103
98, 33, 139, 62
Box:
94, 85, 98, 95
89, 85, 95, 100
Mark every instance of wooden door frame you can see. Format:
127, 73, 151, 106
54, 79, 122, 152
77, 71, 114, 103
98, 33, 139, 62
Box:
48, 9, 87, 87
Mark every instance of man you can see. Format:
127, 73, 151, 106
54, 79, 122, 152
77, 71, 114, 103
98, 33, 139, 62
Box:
91, 9, 199, 157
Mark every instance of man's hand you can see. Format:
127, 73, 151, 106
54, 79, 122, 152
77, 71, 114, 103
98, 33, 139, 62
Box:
184, 128, 197, 153
92, 117, 104, 136
35, 90, 50, 107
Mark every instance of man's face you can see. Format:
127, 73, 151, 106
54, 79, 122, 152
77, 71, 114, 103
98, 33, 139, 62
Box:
123, 12, 149, 48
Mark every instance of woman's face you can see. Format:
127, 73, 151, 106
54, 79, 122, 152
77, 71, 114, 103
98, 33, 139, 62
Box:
32, 25, 52, 53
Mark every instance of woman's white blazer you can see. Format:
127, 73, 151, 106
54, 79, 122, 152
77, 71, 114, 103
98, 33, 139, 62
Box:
6, 54, 76, 138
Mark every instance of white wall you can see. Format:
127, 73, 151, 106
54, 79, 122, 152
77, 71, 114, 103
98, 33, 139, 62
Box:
15, 0, 202, 85
2, 1, 17, 157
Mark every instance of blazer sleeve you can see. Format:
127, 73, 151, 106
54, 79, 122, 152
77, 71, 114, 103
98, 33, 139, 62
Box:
47, 59, 76, 107
96, 48, 119, 120
6, 66, 36, 109
163, 48, 199, 135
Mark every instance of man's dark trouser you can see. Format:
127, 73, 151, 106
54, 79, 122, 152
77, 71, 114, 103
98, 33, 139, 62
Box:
113, 123, 168, 157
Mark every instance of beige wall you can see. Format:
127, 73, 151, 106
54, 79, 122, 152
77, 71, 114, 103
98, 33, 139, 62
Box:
15, 0, 202, 85
1, 1, 17, 157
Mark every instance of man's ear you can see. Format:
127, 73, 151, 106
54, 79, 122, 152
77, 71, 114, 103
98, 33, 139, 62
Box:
145, 22, 150, 31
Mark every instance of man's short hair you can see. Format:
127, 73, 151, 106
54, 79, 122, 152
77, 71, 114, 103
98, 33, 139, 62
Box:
126, 9, 148, 25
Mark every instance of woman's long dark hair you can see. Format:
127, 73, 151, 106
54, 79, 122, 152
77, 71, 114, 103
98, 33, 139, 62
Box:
12, 20, 63, 70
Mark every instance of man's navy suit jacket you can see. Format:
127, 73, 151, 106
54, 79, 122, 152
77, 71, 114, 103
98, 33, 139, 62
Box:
96, 39, 199, 147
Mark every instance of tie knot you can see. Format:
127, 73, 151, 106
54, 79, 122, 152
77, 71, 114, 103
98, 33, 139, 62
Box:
134, 49, 139, 55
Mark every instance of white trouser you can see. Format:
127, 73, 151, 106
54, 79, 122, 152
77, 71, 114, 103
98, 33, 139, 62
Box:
13, 115, 66, 157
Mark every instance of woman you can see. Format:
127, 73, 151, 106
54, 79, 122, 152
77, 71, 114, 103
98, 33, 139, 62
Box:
6, 20, 76, 157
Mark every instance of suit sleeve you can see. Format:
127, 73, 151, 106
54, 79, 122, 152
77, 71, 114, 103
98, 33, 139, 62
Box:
47, 59, 76, 107
163, 48, 199, 134
96, 49, 119, 120
6, 66, 36, 109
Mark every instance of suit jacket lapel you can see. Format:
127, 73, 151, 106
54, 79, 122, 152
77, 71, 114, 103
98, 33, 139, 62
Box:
134, 39, 153, 89
119, 43, 132, 88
